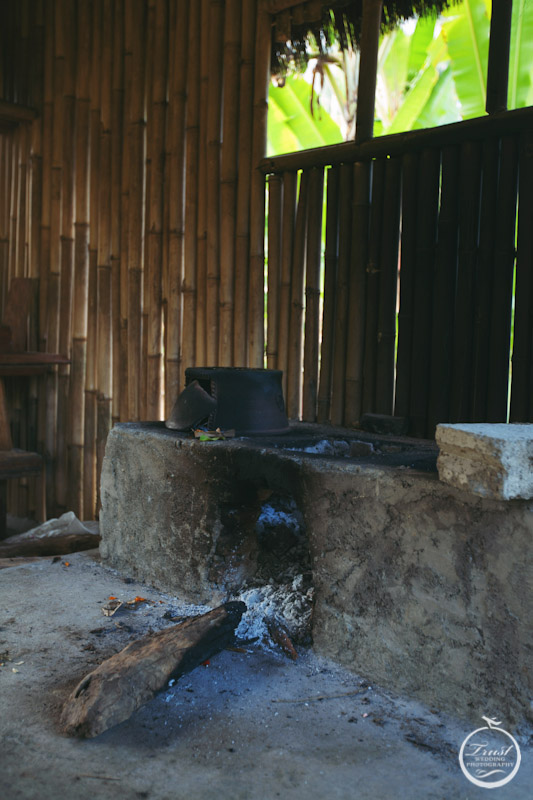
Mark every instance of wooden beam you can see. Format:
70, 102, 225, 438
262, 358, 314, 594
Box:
355, 0, 383, 144
260, 106, 533, 173
486, 0, 513, 114
0, 100, 37, 130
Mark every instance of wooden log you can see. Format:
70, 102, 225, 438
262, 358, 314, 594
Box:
286, 171, 309, 420
317, 166, 339, 424
266, 174, 283, 369
277, 171, 297, 399
361, 158, 385, 415
61, 601, 246, 739
302, 166, 324, 422
427, 144, 459, 433
233, 0, 256, 365
330, 164, 353, 425
0, 531, 100, 559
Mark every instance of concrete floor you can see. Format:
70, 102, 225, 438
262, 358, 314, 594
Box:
1, 548, 532, 800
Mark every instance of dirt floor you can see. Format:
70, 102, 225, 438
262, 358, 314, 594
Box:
1, 544, 532, 800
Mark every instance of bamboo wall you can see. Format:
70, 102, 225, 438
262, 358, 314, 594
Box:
263, 108, 533, 437
0, 0, 271, 520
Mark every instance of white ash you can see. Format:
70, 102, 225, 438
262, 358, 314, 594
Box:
233, 575, 314, 648
255, 502, 301, 535
286, 439, 350, 456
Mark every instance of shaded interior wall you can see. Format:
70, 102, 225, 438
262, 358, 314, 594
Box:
0, 0, 270, 520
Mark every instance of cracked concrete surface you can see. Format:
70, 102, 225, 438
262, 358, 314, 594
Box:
1, 549, 532, 800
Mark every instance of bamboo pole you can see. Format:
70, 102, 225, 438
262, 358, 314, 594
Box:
37, 0, 54, 513
330, 164, 353, 425
317, 166, 339, 424
146, 0, 168, 419
486, 135, 518, 421
266, 174, 283, 369
84, 0, 102, 520
56, 0, 76, 513
355, 0, 383, 144
510, 132, 533, 422
96, 0, 114, 510
409, 147, 441, 437
427, 144, 459, 434
205, 0, 224, 366
247, 7, 271, 366
375, 156, 401, 415
394, 151, 418, 420
469, 138, 498, 423
119, 0, 131, 424
302, 167, 324, 422
195, 0, 210, 367
219, 0, 242, 367
68, 0, 91, 516
127, 0, 146, 421
344, 160, 371, 426
361, 158, 385, 416
287, 170, 309, 420
111, 0, 124, 425
234, 0, 256, 365
182, 0, 200, 382
277, 171, 297, 400
449, 141, 482, 425
164, 1, 189, 414
141, 0, 154, 420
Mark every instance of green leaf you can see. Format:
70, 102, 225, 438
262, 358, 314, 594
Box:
508, 0, 533, 109
407, 16, 437, 83
441, 0, 490, 119
413, 65, 462, 129
267, 75, 343, 156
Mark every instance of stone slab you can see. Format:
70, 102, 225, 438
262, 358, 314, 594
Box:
436, 422, 533, 500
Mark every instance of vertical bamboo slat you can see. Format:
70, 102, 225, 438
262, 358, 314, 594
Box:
247, 8, 271, 366
427, 144, 459, 433
182, 0, 200, 381
277, 170, 297, 400
317, 166, 339, 424
205, 0, 224, 366
409, 147, 441, 437
146, 0, 168, 419
343, 161, 370, 426
330, 164, 353, 425
375, 156, 401, 415
286, 171, 309, 420
510, 132, 533, 422
486, 136, 518, 421
195, 0, 210, 367
219, 0, 242, 367
111, 0, 124, 426
302, 167, 324, 422
449, 141, 482, 424
361, 158, 385, 415
234, 0, 256, 365
267, 174, 283, 370
165, 0, 189, 413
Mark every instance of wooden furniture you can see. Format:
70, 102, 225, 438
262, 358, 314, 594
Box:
0, 279, 69, 538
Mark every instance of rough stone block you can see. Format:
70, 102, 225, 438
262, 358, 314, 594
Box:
436, 422, 533, 500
